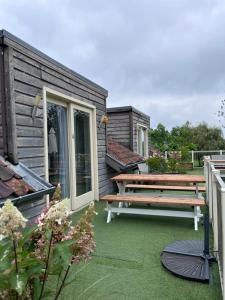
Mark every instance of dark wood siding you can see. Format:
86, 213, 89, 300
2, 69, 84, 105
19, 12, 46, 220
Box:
0, 45, 4, 155
2, 36, 109, 203
107, 109, 150, 153
107, 112, 131, 148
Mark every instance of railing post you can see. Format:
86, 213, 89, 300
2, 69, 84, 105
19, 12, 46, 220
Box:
191, 150, 194, 164
212, 170, 220, 252
204, 157, 210, 207
221, 189, 225, 298
165, 151, 168, 160
220, 150, 223, 155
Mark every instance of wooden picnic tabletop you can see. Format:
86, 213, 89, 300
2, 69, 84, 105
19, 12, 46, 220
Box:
111, 174, 205, 183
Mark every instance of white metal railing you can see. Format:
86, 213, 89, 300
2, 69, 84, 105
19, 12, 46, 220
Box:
204, 157, 225, 299
164, 150, 225, 168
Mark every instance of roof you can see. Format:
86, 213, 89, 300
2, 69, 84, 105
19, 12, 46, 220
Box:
0, 29, 108, 97
107, 106, 150, 120
106, 137, 145, 171
0, 157, 55, 206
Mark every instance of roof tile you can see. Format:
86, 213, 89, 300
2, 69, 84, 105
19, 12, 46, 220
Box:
0, 160, 35, 199
107, 137, 144, 167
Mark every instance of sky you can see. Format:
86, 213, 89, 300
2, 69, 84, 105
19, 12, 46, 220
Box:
0, 0, 225, 129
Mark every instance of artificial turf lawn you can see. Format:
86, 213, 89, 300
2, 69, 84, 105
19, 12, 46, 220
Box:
56, 201, 222, 300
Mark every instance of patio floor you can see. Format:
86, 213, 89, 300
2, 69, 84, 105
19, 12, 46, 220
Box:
60, 201, 222, 300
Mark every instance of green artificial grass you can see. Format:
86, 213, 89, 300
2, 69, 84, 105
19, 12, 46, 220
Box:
186, 167, 204, 176
56, 202, 222, 300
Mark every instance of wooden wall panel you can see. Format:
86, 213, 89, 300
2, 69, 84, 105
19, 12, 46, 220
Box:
107, 112, 130, 148
7, 44, 108, 197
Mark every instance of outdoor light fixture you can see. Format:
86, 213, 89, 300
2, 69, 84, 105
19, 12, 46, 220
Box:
99, 114, 109, 128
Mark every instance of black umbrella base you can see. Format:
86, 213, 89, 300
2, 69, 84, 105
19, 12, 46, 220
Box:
161, 240, 213, 283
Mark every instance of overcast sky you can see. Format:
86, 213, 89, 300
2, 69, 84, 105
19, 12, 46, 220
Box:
1, 0, 225, 129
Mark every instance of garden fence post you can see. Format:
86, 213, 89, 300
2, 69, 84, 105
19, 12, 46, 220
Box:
191, 151, 194, 164
221, 189, 225, 298
165, 151, 168, 160
212, 170, 220, 252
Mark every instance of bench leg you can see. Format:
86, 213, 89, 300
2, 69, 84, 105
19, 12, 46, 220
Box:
194, 206, 200, 231
117, 201, 123, 215
107, 203, 112, 223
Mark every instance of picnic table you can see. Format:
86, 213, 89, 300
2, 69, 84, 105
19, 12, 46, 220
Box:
111, 174, 205, 196
100, 174, 206, 230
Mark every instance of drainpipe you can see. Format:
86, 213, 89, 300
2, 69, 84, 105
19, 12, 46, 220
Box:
0, 37, 8, 158
0, 35, 18, 164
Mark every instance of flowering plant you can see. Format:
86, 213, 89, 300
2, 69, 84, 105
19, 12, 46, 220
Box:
0, 186, 96, 299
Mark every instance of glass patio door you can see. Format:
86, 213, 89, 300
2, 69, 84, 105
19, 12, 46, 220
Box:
46, 96, 96, 211
47, 101, 70, 199
70, 104, 94, 210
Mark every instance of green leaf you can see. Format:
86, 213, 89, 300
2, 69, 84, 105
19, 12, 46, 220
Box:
33, 277, 42, 300
45, 229, 52, 241
54, 240, 74, 265
49, 260, 64, 275
10, 273, 28, 296
19, 224, 37, 247
0, 242, 12, 271
0, 275, 10, 289
0, 242, 11, 262
26, 264, 44, 277
20, 257, 42, 268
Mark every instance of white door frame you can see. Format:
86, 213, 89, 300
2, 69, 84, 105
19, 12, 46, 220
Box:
43, 87, 99, 210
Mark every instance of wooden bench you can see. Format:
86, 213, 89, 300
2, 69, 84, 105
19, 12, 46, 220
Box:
100, 194, 205, 230
125, 184, 206, 193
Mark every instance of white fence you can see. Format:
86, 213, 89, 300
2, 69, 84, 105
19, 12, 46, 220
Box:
164, 150, 225, 167
204, 157, 225, 299
193, 150, 225, 167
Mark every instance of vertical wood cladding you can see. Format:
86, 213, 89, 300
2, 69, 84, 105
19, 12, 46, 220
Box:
2, 35, 109, 197
0, 45, 4, 156
107, 112, 130, 148
107, 108, 150, 153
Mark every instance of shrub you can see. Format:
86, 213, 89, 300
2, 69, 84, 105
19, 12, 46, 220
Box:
146, 157, 168, 173
0, 186, 96, 299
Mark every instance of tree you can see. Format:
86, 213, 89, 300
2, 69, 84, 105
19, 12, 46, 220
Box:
169, 121, 196, 150
192, 122, 225, 150
149, 123, 170, 152
150, 121, 225, 154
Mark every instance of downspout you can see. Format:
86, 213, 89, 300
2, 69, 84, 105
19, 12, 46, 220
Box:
1, 34, 18, 164
0, 35, 8, 157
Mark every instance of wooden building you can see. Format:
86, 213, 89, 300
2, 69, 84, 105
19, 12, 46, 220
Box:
107, 106, 150, 157
0, 29, 109, 213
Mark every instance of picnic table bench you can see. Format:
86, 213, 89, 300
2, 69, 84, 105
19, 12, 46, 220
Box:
101, 194, 205, 230
100, 174, 206, 230
125, 184, 206, 193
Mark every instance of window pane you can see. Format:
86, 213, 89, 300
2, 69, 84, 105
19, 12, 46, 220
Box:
47, 102, 70, 198
74, 109, 92, 196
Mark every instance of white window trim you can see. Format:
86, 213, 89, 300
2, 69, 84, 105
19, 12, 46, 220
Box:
43, 87, 99, 209
136, 123, 148, 158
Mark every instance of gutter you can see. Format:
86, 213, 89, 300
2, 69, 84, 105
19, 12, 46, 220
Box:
0, 186, 56, 207
106, 153, 144, 172
11, 186, 55, 206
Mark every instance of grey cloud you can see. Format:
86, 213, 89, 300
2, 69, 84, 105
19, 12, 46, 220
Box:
0, 0, 224, 128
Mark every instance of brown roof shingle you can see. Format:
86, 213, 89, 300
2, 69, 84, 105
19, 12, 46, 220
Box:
107, 137, 144, 168
0, 160, 34, 199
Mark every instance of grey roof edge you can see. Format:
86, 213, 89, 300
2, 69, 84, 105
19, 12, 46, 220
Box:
0, 29, 108, 97
107, 106, 150, 119
106, 153, 144, 171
